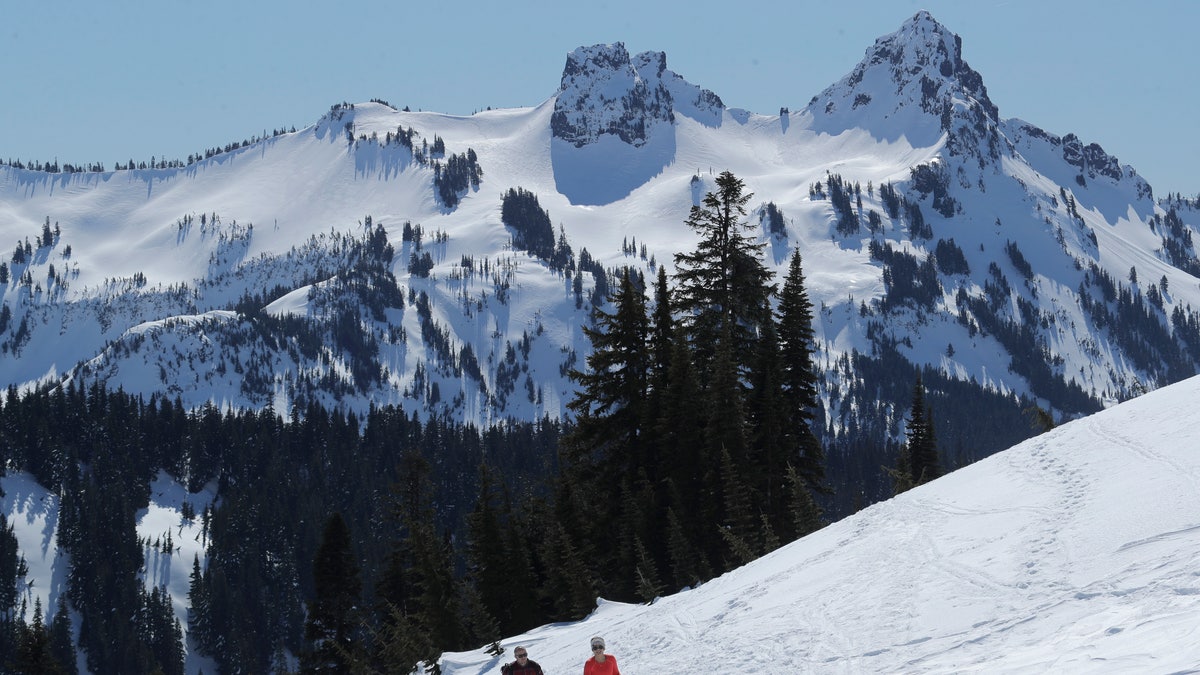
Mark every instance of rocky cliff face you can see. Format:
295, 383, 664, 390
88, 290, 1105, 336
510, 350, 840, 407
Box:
805, 10, 1153, 214
806, 11, 997, 150
551, 42, 724, 148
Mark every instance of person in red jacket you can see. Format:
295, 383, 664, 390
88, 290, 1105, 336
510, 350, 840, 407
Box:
583, 636, 621, 675
501, 646, 543, 674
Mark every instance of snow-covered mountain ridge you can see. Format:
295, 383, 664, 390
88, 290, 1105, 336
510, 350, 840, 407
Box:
2, 11, 1198, 433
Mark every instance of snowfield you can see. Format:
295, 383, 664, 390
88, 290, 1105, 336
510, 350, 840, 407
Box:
439, 374, 1200, 674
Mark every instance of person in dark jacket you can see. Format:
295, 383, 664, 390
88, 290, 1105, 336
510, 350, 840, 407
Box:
501, 646, 544, 674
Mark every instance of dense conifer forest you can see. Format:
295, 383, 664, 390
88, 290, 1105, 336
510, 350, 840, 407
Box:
0, 383, 561, 673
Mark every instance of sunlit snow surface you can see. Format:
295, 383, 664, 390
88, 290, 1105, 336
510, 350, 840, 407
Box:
439, 375, 1200, 674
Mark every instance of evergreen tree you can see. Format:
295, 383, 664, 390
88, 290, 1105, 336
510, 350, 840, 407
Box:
561, 267, 650, 588
187, 554, 209, 649
369, 603, 435, 675
672, 170, 778, 567
303, 513, 363, 673
747, 317, 790, 538
705, 338, 751, 504
411, 529, 461, 663
49, 596, 77, 675
777, 250, 827, 495
15, 598, 60, 674
539, 521, 596, 620
654, 319, 712, 577
648, 263, 710, 578
632, 535, 664, 603
664, 506, 708, 590
612, 477, 658, 601
785, 464, 823, 538
901, 375, 942, 489
566, 267, 650, 477
464, 464, 531, 636
706, 321, 783, 566
641, 265, 676, 492
715, 445, 757, 569
374, 448, 462, 667
648, 266, 676, 394
138, 586, 185, 675
674, 171, 774, 380
889, 440, 917, 497
0, 513, 27, 620
457, 581, 500, 657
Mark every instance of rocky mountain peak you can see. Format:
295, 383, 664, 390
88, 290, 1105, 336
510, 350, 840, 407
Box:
806, 11, 998, 146
552, 42, 724, 148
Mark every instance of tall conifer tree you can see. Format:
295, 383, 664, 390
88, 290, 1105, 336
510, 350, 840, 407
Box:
566, 267, 650, 475
890, 375, 941, 495
777, 249, 826, 494
674, 171, 773, 380
905, 375, 942, 486
748, 317, 789, 537
654, 334, 710, 568
642, 265, 677, 491
303, 513, 362, 673
562, 267, 651, 585
674, 171, 775, 564
49, 596, 77, 675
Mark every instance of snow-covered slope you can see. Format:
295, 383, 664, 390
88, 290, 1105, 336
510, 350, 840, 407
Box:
439, 373, 1200, 673
1, 11, 1198, 427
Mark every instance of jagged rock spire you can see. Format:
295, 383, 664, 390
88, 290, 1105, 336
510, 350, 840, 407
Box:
552, 42, 724, 149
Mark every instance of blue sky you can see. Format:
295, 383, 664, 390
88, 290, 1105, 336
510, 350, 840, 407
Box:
2, 1, 1196, 196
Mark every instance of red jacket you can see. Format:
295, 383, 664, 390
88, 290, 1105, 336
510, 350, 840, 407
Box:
584, 654, 621, 675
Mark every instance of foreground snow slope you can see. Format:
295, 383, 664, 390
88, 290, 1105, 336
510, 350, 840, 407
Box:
442, 375, 1200, 673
